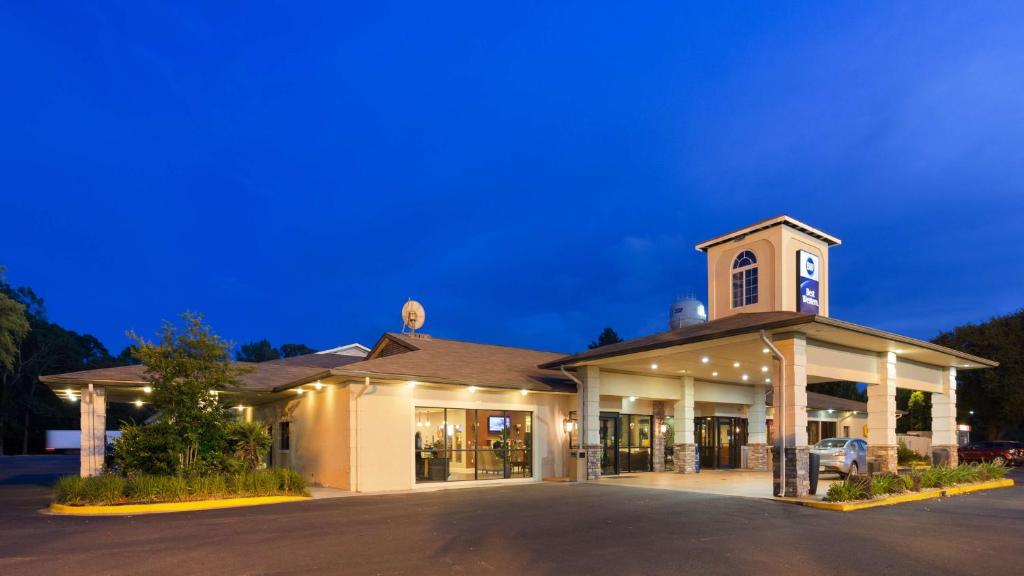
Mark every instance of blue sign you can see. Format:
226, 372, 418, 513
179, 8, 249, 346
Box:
797, 250, 820, 314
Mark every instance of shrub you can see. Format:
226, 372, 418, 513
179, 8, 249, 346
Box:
870, 473, 906, 497
225, 421, 272, 472
274, 468, 307, 494
114, 422, 177, 476
975, 462, 1009, 481
54, 475, 88, 505
897, 442, 926, 464
825, 476, 871, 502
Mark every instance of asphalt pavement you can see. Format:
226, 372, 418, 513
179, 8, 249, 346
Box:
1, 455, 1022, 575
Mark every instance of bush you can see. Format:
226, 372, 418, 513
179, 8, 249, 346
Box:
225, 421, 272, 472
897, 442, 926, 464
870, 473, 906, 497
113, 422, 177, 476
825, 476, 871, 502
53, 468, 308, 506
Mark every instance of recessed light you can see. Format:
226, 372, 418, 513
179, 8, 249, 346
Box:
761, 366, 768, 372
762, 348, 769, 354
628, 396, 637, 402
894, 349, 903, 354
701, 356, 710, 364
650, 363, 658, 370
134, 399, 143, 408
741, 374, 749, 381
296, 388, 305, 395
314, 381, 324, 391
520, 389, 529, 396
711, 371, 719, 377
733, 361, 740, 368
407, 381, 417, 388
143, 386, 152, 394
764, 378, 771, 383
468, 386, 477, 393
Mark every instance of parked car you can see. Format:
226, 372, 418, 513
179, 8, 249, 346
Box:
811, 438, 867, 478
958, 441, 1024, 466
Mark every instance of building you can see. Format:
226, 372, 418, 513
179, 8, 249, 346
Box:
41, 216, 995, 497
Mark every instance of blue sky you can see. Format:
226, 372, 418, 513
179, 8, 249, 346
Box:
2, 1, 1022, 355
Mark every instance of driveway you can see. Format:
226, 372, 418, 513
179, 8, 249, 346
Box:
1, 456, 1022, 575
596, 469, 840, 498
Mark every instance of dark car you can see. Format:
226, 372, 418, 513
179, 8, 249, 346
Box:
958, 441, 1024, 466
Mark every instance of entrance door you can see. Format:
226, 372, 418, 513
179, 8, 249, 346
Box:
717, 420, 733, 468
599, 414, 618, 475
696, 416, 748, 469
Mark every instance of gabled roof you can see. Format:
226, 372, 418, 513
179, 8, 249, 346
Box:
540, 312, 998, 369
266, 352, 365, 369
694, 215, 842, 252
328, 333, 576, 393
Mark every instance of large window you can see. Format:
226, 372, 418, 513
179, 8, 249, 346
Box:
279, 421, 290, 451
731, 250, 758, 308
415, 407, 532, 483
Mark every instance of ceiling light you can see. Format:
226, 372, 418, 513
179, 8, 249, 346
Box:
764, 377, 771, 383
962, 363, 970, 368
712, 371, 719, 377
520, 389, 528, 396
468, 386, 477, 393
314, 381, 324, 391
762, 348, 769, 354
701, 356, 710, 364
761, 366, 768, 373
650, 363, 658, 370
894, 349, 904, 354
296, 388, 305, 394
407, 381, 417, 388
628, 396, 637, 402
143, 386, 152, 394
828, 409, 835, 413
741, 374, 749, 381
134, 399, 143, 408
236, 405, 245, 411
733, 361, 740, 368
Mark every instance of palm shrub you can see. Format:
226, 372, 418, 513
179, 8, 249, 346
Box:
226, 421, 272, 472
825, 476, 871, 502
870, 473, 906, 497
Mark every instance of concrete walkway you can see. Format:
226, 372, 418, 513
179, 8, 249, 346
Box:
595, 470, 838, 499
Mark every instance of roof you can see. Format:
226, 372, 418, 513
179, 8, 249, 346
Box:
39, 356, 362, 393
766, 389, 868, 412
694, 215, 842, 252
317, 343, 370, 356
328, 333, 577, 393
541, 312, 998, 369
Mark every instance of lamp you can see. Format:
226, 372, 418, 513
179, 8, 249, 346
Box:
659, 423, 668, 434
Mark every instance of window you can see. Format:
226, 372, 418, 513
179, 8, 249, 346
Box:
279, 421, 290, 451
731, 250, 758, 308
415, 407, 533, 483
843, 425, 850, 437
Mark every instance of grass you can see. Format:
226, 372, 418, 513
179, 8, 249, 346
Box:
55, 468, 308, 506
824, 462, 1009, 503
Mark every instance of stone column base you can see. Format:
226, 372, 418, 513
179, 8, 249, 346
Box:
932, 445, 959, 468
772, 446, 810, 497
746, 443, 768, 471
868, 445, 898, 474
673, 443, 696, 473
584, 444, 602, 480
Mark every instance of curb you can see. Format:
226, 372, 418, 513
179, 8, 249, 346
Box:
782, 478, 1014, 512
48, 495, 311, 516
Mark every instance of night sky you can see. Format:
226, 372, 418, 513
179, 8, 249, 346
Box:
2, 2, 1022, 356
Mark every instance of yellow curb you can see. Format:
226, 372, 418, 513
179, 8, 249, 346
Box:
49, 495, 311, 516
783, 478, 1014, 512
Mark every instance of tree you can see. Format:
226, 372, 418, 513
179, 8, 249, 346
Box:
279, 343, 316, 358
933, 309, 1024, 440
906, 390, 930, 432
808, 381, 866, 402
0, 267, 30, 372
589, 327, 624, 349
235, 339, 280, 362
128, 312, 251, 474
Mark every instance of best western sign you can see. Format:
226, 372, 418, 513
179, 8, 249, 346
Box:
797, 250, 820, 314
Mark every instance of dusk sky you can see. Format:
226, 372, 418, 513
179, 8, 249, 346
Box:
2, 2, 1023, 356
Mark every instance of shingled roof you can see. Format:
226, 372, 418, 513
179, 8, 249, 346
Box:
327, 333, 577, 393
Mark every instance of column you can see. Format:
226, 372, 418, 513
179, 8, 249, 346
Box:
772, 335, 809, 496
673, 376, 696, 474
931, 367, 958, 467
80, 384, 106, 477
577, 366, 602, 481
652, 401, 666, 472
746, 384, 768, 471
867, 352, 898, 473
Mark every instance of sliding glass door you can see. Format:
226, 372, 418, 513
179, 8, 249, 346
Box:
415, 407, 532, 483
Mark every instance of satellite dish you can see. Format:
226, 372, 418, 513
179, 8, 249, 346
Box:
402, 299, 426, 334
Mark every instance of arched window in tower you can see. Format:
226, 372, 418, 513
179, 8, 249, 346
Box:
731, 250, 758, 308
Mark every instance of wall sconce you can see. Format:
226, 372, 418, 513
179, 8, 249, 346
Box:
563, 419, 576, 434
659, 423, 668, 434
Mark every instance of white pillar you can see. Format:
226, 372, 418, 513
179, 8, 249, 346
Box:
747, 384, 768, 471
80, 384, 106, 477
577, 366, 601, 480
932, 367, 958, 466
774, 335, 808, 496
867, 352, 898, 472
672, 375, 696, 473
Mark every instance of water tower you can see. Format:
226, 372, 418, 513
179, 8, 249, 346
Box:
669, 295, 707, 329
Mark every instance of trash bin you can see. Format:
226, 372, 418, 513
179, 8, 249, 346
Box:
933, 447, 950, 467
867, 458, 881, 475
808, 452, 820, 495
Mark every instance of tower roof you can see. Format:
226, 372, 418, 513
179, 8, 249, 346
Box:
695, 215, 842, 252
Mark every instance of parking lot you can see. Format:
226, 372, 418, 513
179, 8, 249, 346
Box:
2, 456, 1022, 575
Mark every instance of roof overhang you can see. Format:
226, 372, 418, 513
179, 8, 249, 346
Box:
695, 215, 842, 252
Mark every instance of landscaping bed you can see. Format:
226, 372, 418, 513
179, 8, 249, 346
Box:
54, 468, 309, 507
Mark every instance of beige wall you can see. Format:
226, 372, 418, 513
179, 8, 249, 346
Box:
705, 225, 830, 321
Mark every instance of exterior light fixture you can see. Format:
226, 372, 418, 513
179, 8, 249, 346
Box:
314, 381, 324, 391
296, 388, 305, 395
563, 419, 575, 433
733, 361, 740, 368
650, 363, 658, 370
520, 389, 528, 396
134, 399, 143, 408
969, 410, 974, 415
701, 356, 710, 364
407, 381, 417, 388
659, 423, 668, 434
764, 378, 771, 383
761, 366, 768, 373
143, 386, 153, 394
741, 374, 749, 381
65, 388, 74, 399
894, 349, 904, 354
468, 385, 477, 393
828, 409, 834, 414
236, 405, 245, 411
762, 348, 769, 354
712, 371, 719, 377
628, 396, 637, 402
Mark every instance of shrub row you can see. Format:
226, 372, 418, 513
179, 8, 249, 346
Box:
55, 468, 308, 506
824, 462, 1008, 503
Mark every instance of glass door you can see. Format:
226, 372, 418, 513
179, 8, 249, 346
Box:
599, 413, 618, 475
717, 420, 733, 468
619, 414, 653, 472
